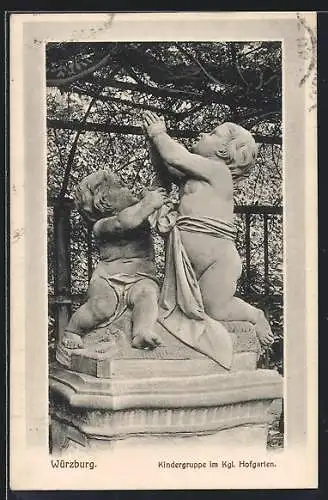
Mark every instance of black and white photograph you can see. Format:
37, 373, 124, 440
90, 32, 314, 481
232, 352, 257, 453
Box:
10, 12, 317, 490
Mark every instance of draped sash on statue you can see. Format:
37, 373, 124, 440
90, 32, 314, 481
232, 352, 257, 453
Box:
149, 208, 236, 370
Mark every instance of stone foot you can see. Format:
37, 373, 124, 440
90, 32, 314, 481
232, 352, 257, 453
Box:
255, 311, 275, 347
131, 331, 163, 350
62, 331, 84, 349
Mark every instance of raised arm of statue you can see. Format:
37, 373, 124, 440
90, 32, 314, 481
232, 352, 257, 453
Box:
93, 188, 167, 237
147, 138, 185, 188
143, 111, 218, 183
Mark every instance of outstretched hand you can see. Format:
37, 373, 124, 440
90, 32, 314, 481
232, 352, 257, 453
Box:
143, 187, 168, 210
142, 111, 166, 139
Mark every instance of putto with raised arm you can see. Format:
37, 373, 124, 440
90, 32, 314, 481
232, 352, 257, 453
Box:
143, 111, 274, 349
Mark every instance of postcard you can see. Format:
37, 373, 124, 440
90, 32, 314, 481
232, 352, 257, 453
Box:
10, 11, 317, 490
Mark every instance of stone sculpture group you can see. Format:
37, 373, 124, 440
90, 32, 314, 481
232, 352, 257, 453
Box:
50, 113, 282, 452
60, 112, 274, 368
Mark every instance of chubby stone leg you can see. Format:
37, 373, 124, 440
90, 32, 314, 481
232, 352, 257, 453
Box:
62, 279, 118, 349
128, 279, 163, 349
198, 263, 274, 347
206, 296, 274, 347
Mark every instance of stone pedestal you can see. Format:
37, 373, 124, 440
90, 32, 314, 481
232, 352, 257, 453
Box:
49, 320, 283, 453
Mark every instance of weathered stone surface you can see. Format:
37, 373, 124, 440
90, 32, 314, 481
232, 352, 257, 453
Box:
49, 358, 282, 453
56, 313, 260, 377
50, 364, 281, 410
50, 397, 277, 437
50, 317, 281, 453
50, 417, 270, 453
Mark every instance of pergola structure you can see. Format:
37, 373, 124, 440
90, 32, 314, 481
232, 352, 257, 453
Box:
46, 41, 281, 139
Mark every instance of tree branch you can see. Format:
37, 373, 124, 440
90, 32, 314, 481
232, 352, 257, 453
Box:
54, 73, 281, 120
84, 75, 238, 107
59, 97, 97, 199
69, 85, 180, 117
48, 118, 282, 145
176, 44, 223, 87
177, 102, 207, 119
118, 45, 202, 85
47, 53, 114, 87
69, 85, 207, 120
270, 143, 282, 179
114, 155, 147, 173
239, 109, 281, 127
53, 129, 67, 169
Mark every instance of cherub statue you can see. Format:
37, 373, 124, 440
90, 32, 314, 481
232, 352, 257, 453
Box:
142, 111, 274, 349
61, 170, 166, 350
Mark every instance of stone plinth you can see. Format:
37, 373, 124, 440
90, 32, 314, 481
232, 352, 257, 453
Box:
56, 318, 261, 377
49, 363, 282, 453
50, 319, 282, 453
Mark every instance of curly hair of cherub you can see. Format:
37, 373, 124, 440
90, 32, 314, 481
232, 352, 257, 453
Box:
74, 170, 120, 224
216, 122, 258, 181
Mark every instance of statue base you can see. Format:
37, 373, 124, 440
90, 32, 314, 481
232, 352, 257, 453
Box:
56, 319, 261, 376
49, 363, 282, 453
50, 319, 282, 453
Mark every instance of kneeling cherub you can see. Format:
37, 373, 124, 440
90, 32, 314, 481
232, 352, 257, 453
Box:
143, 111, 274, 348
61, 169, 166, 350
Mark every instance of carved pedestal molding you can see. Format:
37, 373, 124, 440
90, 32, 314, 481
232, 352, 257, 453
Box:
49, 361, 282, 453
